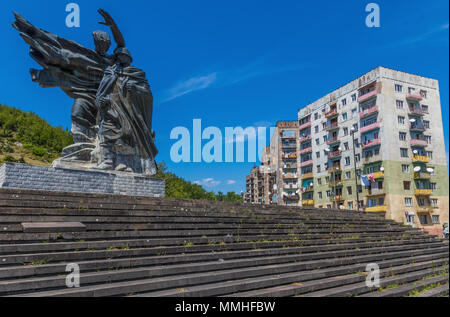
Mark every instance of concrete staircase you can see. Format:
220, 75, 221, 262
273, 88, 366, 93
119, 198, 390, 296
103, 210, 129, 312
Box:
0, 188, 448, 297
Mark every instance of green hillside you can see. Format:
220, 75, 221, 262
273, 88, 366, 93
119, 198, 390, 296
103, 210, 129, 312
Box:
0, 104, 242, 203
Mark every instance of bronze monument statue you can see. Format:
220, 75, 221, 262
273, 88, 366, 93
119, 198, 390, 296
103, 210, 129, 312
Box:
12, 9, 158, 175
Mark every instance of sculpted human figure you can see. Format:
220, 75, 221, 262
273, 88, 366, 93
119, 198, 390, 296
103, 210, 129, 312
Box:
12, 9, 158, 175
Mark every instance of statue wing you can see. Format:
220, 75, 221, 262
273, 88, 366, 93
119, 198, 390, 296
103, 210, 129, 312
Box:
12, 12, 108, 92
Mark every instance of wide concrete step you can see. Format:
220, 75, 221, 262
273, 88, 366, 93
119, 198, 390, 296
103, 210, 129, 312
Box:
301, 265, 449, 297
415, 283, 449, 297
7, 249, 448, 297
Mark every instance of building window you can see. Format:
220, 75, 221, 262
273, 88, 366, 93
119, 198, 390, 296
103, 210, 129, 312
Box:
357, 185, 363, 193
314, 113, 319, 120
400, 148, 408, 158
402, 165, 410, 173
342, 113, 348, 120
431, 199, 438, 207
419, 215, 427, 225
323, 136, 327, 143
345, 157, 351, 166
426, 151, 433, 159
423, 120, 430, 129
432, 215, 440, 224
317, 178, 322, 186
352, 94, 357, 102
326, 190, 331, 198
399, 132, 407, 141
315, 126, 319, 133
348, 201, 353, 210
352, 108, 357, 117
355, 154, 360, 163
406, 214, 415, 224
405, 197, 412, 206
316, 138, 320, 145
408, 87, 415, 94
343, 127, 348, 136
318, 192, 322, 199
420, 90, 427, 99
347, 186, 352, 195
398, 116, 405, 124
342, 99, 347, 106
325, 176, 330, 184
316, 152, 320, 159
422, 105, 429, 113
395, 84, 403, 92
345, 171, 351, 179
317, 165, 321, 173
403, 181, 411, 190
430, 183, 437, 190
344, 142, 349, 150
396, 100, 404, 109
425, 135, 431, 144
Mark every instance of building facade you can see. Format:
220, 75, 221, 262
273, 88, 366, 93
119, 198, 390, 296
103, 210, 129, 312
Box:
244, 67, 449, 236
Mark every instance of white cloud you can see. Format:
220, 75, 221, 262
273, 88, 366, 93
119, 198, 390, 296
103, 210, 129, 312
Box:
226, 180, 236, 185
193, 178, 221, 188
161, 72, 217, 103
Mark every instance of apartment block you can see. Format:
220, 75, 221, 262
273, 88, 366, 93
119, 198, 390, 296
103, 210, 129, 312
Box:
296, 66, 448, 236
244, 66, 449, 236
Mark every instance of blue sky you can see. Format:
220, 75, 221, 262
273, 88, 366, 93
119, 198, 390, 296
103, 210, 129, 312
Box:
0, 0, 448, 194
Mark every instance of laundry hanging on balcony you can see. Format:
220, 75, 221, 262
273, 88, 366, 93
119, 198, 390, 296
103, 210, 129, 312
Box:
360, 175, 370, 186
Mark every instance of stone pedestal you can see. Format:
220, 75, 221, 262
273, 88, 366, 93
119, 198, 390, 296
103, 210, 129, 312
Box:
0, 163, 165, 198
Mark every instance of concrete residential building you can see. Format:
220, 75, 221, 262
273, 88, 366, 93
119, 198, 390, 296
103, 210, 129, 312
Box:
296, 66, 448, 236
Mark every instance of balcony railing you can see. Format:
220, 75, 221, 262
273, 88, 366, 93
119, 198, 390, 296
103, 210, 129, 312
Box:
283, 183, 298, 189
282, 153, 297, 159
416, 207, 436, 214
367, 188, 385, 196
329, 180, 343, 187
359, 106, 379, 119
282, 143, 297, 149
299, 121, 312, 131
325, 109, 338, 118
283, 173, 298, 179
406, 94, 423, 101
414, 189, 433, 196
410, 139, 428, 147
361, 138, 381, 149
358, 89, 378, 103
373, 171, 384, 179
301, 172, 314, 179
410, 124, 426, 132
303, 186, 314, 193
300, 160, 313, 167
284, 194, 300, 200
299, 135, 311, 143
365, 205, 387, 212
325, 122, 339, 131
328, 166, 342, 173
412, 155, 429, 163
328, 150, 342, 159
300, 147, 312, 155
409, 108, 424, 116
363, 154, 382, 164
413, 172, 431, 180
326, 137, 340, 145
360, 122, 380, 134
302, 200, 314, 206
329, 195, 344, 202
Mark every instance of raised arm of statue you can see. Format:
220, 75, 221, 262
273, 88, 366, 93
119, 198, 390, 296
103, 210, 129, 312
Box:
98, 9, 125, 50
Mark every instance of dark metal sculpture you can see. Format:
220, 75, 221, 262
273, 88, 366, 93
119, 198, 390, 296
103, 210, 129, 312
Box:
12, 9, 158, 175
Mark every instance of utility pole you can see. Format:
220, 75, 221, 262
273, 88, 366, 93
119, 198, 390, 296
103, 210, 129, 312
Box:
351, 128, 360, 211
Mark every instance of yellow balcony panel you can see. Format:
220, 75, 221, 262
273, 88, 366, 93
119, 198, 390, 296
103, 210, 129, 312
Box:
302, 200, 314, 207
413, 172, 431, 180
329, 195, 344, 202
366, 205, 387, 213
373, 171, 384, 179
301, 172, 314, 180
416, 207, 435, 214
412, 156, 429, 163
415, 189, 433, 196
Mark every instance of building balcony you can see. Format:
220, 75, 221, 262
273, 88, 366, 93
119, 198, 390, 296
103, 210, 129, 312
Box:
329, 180, 343, 187
363, 154, 382, 164
412, 155, 429, 163
326, 137, 340, 145
409, 108, 424, 116
360, 122, 380, 134
299, 135, 311, 143
373, 171, 384, 179
301, 172, 314, 179
283, 173, 298, 179
328, 150, 342, 159
406, 94, 423, 101
359, 106, 379, 119
283, 163, 297, 169
415, 189, 433, 196
328, 166, 342, 173
416, 207, 436, 214
282, 153, 297, 159
410, 124, 426, 132
329, 195, 344, 202
325, 122, 339, 131
413, 172, 431, 180
299, 147, 313, 155
300, 160, 313, 167
284, 194, 300, 201
303, 186, 314, 193
367, 188, 385, 196
410, 139, 428, 147
282, 143, 297, 149
325, 109, 338, 118
361, 138, 381, 149
358, 89, 378, 103
366, 205, 387, 213
302, 200, 314, 206
299, 121, 312, 131
283, 183, 298, 190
